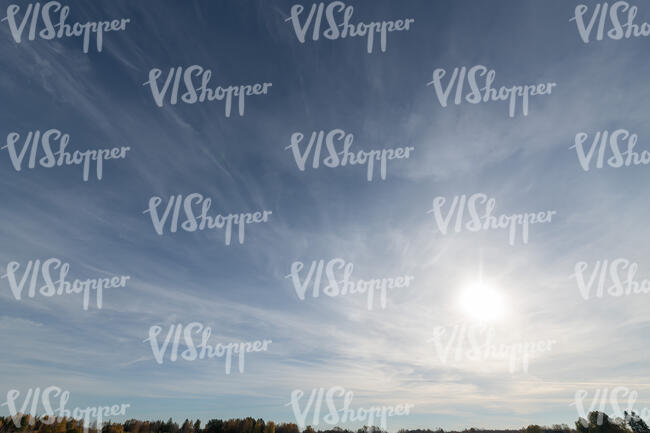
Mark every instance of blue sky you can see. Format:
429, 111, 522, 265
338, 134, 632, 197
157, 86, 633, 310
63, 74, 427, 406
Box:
1, 0, 650, 431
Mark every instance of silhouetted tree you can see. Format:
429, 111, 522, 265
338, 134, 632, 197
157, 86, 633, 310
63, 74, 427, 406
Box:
263, 422, 274, 433
625, 412, 650, 433
524, 426, 543, 433
576, 412, 627, 433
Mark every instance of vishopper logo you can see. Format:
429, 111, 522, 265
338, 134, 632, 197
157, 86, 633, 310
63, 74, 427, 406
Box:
571, 130, 650, 171
571, 2, 650, 44
143, 193, 272, 246
572, 387, 649, 426
0, 387, 130, 433
428, 324, 556, 374
144, 65, 272, 117
2, 2, 130, 53
287, 386, 414, 430
571, 259, 650, 300
1, 258, 130, 310
144, 322, 272, 375
427, 193, 557, 246
427, 65, 556, 118
286, 129, 414, 182
285, 1, 414, 54
2, 130, 130, 182
285, 258, 414, 310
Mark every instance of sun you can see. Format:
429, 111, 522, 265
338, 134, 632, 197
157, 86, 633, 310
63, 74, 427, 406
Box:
459, 282, 507, 322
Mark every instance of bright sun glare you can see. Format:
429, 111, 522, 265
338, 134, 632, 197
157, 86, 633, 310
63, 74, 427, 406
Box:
459, 282, 507, 322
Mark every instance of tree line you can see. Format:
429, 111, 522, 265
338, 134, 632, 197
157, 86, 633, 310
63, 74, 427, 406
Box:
0, 411, 647, 433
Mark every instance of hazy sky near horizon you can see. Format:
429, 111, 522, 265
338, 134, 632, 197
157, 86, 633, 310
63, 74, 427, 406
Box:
1, 0, 650, 431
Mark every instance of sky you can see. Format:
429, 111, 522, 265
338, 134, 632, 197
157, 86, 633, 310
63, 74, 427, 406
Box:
1, 0, 650, 431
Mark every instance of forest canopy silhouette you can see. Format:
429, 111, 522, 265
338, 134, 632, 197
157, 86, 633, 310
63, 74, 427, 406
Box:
1, 411, 648, 433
